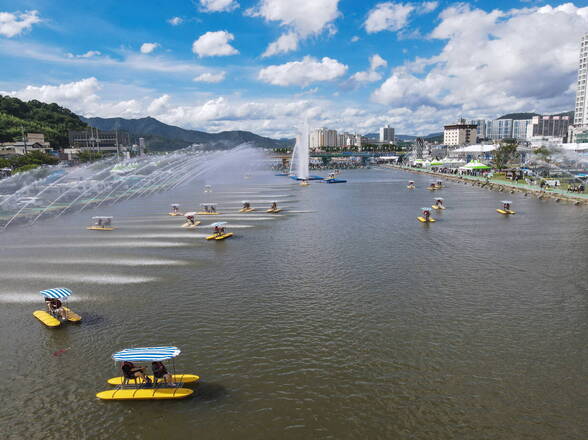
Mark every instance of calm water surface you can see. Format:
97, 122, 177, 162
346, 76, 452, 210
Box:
1, 168, 587, 439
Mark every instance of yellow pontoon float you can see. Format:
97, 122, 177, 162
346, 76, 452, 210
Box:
240, 201, 255, 213
407, 180, 415, 189
417, 207, 436, 223
206, 222, 233, 240
87, 216, 115, 231
432, 197, 446, 210
435, 180, 443, 189
168, 203, 182, 216
33, 287, 81, 328
497, 200, 516, 215
267, 201, 282, 213
97, 346, 196, 401
182, 212, 201, 228
427, 182, 437, 191
197, 203, 220, 215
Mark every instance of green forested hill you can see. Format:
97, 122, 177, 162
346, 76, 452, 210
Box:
0, 95, 87, 147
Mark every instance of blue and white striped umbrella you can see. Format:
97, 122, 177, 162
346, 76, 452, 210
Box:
39, 287, 72, 299
112, 346, 181, 361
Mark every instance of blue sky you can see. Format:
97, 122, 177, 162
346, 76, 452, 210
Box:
1, 0, 588, 137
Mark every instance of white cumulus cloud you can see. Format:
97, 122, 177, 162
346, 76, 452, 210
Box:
262, 32, 298, 57
351, 54, 388, 83
364, 2, 414, 33
372, 3, 588, 118
140, 43, 159, 54
364, 2, 438, 34
192, 31, 238, 57
168, 17, 183, 26
258, 56, 347, 87
2, 77, 101, 109
147, 94, 171, 114
248, 0, 340, 57
247, 0, 340, 36
0, 10, 41, 37
199, 0, 239, 12
193, 72, 227, 83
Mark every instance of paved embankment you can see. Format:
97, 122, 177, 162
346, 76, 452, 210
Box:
382, 164, 588, 205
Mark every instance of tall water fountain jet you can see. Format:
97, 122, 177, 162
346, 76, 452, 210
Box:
290, 120, 310, 180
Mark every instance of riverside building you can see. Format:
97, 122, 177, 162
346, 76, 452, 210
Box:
379, 125, 395, 143
443, 119, 477, 146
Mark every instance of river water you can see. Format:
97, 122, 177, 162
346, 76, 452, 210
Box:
1, 168, 587, 440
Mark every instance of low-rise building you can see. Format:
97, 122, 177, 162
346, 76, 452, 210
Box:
0, 133, 52, 156
68, 128, 130, 153
443, 119, 477, 146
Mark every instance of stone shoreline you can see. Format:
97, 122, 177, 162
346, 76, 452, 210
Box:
381, 164, 587, 206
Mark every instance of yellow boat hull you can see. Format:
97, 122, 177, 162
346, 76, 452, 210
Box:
168, 212, 183, 216
33, 310, 61, 327
417, 217, 436, 223
407, 185, 415, 189
86, 226, 115, 231
300, 182, 310, 186
427, 187, 437, 191
107, 374, 200, 385
197, 212, 220, 215
239, 208, 255, 213
181, 221, 201, 228
266, 209, 282, 213
206, 232, 234, 240
96, 388, 194, 400
496, 209, 516, 215
63, 307, 82, 323
432, 205, 446, 210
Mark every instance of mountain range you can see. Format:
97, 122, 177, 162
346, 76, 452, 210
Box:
80, 116, 293, 151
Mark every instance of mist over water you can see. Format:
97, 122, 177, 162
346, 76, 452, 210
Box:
1, 168, 587, 440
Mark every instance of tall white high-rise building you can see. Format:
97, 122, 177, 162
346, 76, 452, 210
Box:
309, 128, 338, 150
574, 32, 588, 126
379, 125, 395, 142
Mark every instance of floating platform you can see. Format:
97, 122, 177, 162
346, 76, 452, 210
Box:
322, 178, 347, 184
274, 173, 289, 177
206, 232, 234, 240
96, 387, 194, 400
290, 175, 324, 181
496, 209, 516, 215
86, 226, 116, 231
168, 213, 183, 216
417, 217, 436, 223
63, 307, 82, 323
181, 222, 201, 228
33, 310, 61, 327
107, 374, 200, 385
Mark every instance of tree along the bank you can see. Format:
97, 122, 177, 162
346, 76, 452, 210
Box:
0, 150, 59, 171
0, 95, 87, 147
493, 142, 519, 169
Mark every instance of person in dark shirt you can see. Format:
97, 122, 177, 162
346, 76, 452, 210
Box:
151, 361, 174, 385
122, 361, 149, 384
47, 298, 67, 320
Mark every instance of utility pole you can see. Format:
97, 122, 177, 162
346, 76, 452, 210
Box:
21, 125, 28, 155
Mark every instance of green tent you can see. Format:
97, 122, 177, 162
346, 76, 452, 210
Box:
462, 160, 491, 170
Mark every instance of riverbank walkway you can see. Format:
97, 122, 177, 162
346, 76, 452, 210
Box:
382, 164, 588, 205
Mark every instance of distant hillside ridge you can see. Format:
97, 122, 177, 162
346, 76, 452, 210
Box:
0, 95, 87, 147
81, 116, 293, 151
